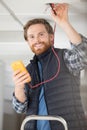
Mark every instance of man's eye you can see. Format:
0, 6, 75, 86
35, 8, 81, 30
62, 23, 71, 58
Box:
30, 36, 34, 39
40, 33, 44, 36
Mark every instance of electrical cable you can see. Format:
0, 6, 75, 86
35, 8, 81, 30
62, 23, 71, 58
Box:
0, 0, 23, 27
28, 3, 60, 89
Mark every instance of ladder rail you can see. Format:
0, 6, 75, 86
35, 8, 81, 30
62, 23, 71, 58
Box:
21, 115, 68, 130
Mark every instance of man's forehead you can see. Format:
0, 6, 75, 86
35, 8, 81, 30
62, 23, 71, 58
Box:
27, 24, 47, 34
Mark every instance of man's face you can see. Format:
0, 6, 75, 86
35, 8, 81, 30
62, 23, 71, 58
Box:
27, 24, 54, 55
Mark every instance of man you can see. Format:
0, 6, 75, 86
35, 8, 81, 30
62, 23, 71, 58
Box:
12, 3, 87, 130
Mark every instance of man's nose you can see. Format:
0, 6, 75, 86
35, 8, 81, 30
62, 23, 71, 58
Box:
34, 36, 40, 43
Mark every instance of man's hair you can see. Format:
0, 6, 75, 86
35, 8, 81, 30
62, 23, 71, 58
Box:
23, 18, 54, 41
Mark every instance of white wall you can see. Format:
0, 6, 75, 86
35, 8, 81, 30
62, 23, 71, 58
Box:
0, 60, 5, 130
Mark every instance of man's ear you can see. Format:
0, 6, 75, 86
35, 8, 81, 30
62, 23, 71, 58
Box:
50, 34, 54, 45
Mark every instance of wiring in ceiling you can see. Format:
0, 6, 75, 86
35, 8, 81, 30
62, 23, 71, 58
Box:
0, 0, 24, 27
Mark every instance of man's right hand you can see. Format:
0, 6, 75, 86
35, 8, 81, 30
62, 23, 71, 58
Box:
12, 70, 31, 103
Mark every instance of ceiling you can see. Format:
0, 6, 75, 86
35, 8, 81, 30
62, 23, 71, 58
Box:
0, 0, 87, 42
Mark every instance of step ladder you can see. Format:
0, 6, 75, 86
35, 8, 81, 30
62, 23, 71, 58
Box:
21, 115, 68, 130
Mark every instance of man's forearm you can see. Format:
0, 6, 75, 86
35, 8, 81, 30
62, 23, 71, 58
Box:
12, 94, 28, 113
61, 22, 82, 45
15, 87, 27, 103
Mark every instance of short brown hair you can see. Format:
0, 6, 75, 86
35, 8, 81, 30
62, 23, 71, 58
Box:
23, 18, 54, 41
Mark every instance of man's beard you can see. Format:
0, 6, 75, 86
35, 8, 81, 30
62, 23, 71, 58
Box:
31, 41, 51, 55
